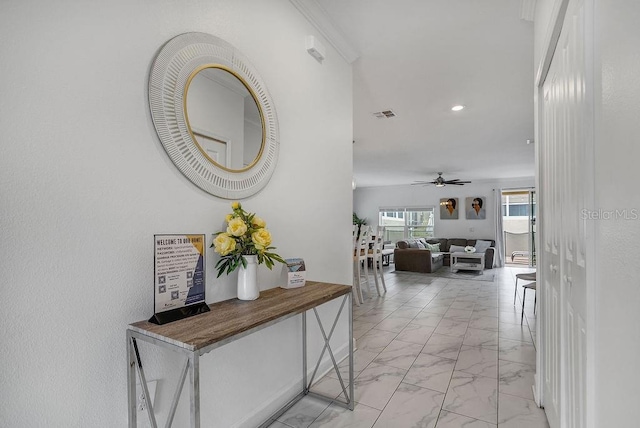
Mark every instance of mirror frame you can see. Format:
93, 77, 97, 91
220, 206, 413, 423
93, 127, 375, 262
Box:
149, 32, 279, 199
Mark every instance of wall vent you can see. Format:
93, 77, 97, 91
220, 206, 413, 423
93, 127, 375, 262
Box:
373, 110, 396, 119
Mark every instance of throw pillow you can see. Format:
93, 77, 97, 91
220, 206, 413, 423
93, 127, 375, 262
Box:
449, 245, 466, 253
426, 242, 441, 252
417, 241, 426, 249
474, 240, 492, 253
408, 240, 419, 248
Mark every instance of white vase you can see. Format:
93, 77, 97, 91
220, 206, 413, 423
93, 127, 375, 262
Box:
237, 255, 259, 300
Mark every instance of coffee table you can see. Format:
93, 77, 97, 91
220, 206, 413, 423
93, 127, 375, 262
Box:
450, 252, 485, 273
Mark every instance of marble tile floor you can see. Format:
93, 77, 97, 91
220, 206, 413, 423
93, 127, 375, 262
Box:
266, 266, 547, 428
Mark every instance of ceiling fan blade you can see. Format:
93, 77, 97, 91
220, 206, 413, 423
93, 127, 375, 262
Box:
448, 182, 466, 185
414, 173, 471, 186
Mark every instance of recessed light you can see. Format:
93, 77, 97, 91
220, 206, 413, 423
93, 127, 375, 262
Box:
451, 105, 465, 111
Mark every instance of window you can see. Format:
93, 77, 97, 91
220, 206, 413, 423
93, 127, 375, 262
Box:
379, 207, 435, 243
507, 204, 530, 216
502, 193, 535, 217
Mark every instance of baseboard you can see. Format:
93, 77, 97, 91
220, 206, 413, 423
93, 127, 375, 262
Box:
532, 373, 541, 406
232, 341, 351, 428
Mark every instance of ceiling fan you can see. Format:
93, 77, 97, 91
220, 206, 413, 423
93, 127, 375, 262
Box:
412, 172, 471, 187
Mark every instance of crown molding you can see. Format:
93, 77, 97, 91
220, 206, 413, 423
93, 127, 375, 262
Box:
289, 0, 360, 63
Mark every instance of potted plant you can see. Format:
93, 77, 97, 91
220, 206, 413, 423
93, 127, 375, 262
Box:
353, 212, 368, 238
212, 202, 284, 300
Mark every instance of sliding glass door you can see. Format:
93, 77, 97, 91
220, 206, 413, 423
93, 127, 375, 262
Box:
502, 190, 536, 267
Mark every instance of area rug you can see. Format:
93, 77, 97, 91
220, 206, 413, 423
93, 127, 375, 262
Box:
394, 267, 496, 282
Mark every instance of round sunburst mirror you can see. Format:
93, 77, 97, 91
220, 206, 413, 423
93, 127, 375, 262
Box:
149, 32, 279, 199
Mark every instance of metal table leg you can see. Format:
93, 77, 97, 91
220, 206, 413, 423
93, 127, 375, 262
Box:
348, 292, 354, 410
127, 331, 137, 428
166, 359, 189, 428
129, 334, 159, 428
305, 294, 353, 409
302, 311, 308, 394
189, 353, 200, 428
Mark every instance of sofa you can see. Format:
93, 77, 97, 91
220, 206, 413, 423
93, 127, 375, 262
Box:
394, 238, 496, 273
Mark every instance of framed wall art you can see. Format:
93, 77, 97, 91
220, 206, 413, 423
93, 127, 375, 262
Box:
465, 196, 487, 219
440, 198, 459, 219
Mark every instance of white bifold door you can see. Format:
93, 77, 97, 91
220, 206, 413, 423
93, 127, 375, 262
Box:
539, 0, 593, 426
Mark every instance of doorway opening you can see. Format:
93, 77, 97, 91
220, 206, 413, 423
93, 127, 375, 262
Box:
502, 189, 536, 267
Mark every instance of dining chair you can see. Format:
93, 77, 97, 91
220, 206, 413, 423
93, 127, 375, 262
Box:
376, 226, 388, 294
366, 226, 387, 296
352, 226, 362, 305
353, 225, 371, 304
521, 281, 537, 324
514, 271, 536, 305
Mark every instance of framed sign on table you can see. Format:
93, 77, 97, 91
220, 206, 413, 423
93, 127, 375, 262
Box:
150, 234, 210, 325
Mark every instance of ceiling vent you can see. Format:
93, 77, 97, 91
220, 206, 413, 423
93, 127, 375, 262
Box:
373, 110, 396, 119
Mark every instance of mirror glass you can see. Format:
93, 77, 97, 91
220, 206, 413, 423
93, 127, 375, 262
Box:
185, 66, 263, 171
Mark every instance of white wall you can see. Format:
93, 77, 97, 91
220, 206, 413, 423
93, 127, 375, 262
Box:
592, 1, 640, 425
353, 178, 534, 241
0, 1, 352, 427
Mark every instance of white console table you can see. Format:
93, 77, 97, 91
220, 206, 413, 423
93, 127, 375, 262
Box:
127, 281, 354, 427
450, 252, 485, 273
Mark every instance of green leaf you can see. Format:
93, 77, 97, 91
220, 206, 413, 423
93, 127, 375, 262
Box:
271, 254, 285, 264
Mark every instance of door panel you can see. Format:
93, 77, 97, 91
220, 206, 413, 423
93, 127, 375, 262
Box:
541, 78, 562, 426
540, 0, 591, 426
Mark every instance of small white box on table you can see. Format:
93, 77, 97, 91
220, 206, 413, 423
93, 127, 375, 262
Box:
280, 258, 306, 289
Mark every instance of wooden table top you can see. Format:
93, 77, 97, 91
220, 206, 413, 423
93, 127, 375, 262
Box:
129, 281, 351, 352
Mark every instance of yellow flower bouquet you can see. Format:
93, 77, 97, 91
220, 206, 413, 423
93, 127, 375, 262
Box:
211, 202, 285, 277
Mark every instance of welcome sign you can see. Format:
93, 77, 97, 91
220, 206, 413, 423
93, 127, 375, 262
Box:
150, 234, 209, 324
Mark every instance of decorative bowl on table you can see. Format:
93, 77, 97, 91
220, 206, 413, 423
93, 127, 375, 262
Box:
464, 246, 476, 253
